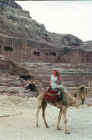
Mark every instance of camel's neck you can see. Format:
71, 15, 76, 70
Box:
67, 93, 80, 107
36, 86, 43, 96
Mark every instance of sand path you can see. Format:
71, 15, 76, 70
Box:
0, 95, 92, 140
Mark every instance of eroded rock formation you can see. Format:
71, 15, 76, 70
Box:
0, 55, 32, 78
0, 0, 92, 64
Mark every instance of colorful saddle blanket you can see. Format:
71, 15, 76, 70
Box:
44, 87, 58, 102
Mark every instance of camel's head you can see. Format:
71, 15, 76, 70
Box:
74, 85, 87, 105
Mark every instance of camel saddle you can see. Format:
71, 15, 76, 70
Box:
44, 87, 58, 102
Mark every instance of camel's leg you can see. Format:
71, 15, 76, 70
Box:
62, 107, 70, 134
36, 95, 43, 128
36, 103, 41, 128
42, 100, 49, 128
56, 109, 63, 130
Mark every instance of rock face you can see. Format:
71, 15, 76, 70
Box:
0, 0, 22, 9
0, 0, 92, 63
0, 55, 32, 77
0, 56, 92, 97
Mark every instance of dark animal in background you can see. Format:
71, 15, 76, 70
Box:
20, 75, 31, 80
25, 82, 37, 92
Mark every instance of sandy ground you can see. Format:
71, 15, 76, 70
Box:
0, 95, 92, 140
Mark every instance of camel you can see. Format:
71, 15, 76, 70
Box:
36, 85, 87, 134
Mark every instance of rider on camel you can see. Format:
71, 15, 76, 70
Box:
43, 70, 68, 107
50, 70, 67, 93
48, 70, 68, 107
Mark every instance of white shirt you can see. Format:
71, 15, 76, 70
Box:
50, 75, 58, 89
50, 74, 65, 90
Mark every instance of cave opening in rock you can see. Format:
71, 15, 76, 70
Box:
4, 46, 13, 51
34, 51, 40, 56
50, 52, 56, 56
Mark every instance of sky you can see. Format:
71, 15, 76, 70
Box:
16, 1, 92, 41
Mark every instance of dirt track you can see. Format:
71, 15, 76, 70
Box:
0, 95, 92, 140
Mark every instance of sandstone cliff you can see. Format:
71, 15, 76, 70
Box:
0, 0, 92, 63
0, 0, 82, 44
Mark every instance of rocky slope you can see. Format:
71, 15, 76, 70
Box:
0, 0, 83, 46
0, 0, 92, 64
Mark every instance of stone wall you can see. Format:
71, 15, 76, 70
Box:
63, 48, 92, 64
0, 34, 92, 64
0, 34, 62, 63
